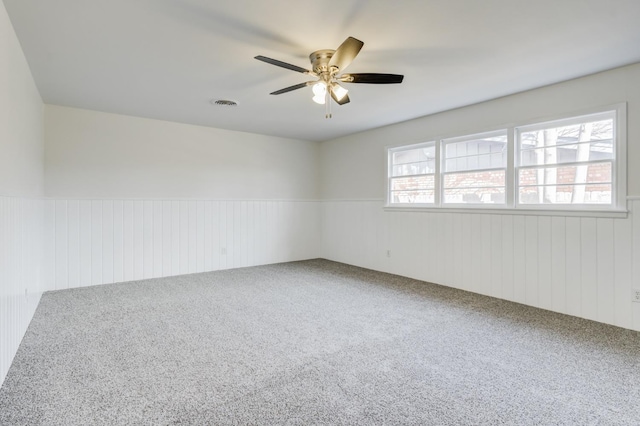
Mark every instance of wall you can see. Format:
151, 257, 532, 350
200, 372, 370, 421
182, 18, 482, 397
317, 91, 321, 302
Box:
0, 9, 43, 197
0, 1, 44, 384
320, 63, 640, 331
45, 105, 319, 200
322, 200, 640, 330
44, 199, 319, 290
43, 106, 322, 290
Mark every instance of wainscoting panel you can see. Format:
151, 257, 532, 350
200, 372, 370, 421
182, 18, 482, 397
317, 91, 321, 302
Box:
45, 199, 321, 290
321, 200, 640, 331
0, 196, 44, 385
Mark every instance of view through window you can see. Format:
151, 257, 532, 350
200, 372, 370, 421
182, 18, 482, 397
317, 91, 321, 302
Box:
387, 107, 624, 212
516, 113, 614, 206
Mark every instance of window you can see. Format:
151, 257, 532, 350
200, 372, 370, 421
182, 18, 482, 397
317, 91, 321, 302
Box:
386, 105, 626, 214
516, 112, 616, 207
442, 130, 508, 205
388, 142, 435, 205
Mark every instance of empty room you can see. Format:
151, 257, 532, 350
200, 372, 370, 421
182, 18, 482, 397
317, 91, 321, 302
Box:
1, 0, 640, 424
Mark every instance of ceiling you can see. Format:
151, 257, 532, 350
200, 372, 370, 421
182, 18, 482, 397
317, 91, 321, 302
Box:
4, 0, 640, 142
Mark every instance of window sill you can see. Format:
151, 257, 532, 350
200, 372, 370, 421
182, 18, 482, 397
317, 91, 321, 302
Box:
383, 205, 628, 218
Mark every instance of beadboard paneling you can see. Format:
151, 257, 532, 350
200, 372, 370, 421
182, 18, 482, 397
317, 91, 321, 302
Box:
44, 199, 321, 290
0, 196, 44, 385
321, 200, 640, 331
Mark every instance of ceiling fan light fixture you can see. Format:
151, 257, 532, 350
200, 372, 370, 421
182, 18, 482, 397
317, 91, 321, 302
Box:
255, 36, 404, 115
330, 83, 348, 101
312, 82, 327, 104
312, 94, 326, 105
312, 82, 326, 96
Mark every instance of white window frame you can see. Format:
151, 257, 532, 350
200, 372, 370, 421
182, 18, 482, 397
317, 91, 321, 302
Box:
440, 129, 509, 208
514, 105, 626, 212
385, 103, 627, 217
387, 141, 437, 207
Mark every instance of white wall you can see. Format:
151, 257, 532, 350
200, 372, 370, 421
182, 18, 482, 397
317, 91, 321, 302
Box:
320, 63, 640, 331
0, 2, 44, 384
45, 105, 319, 200
322, 200, 640, 331
0, 2, 43, 196
44, 199, 319, 290
43, 106, 322, 290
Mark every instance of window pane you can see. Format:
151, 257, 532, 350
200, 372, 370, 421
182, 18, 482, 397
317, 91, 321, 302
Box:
389, 143, 436, 204
519, 184, 611, 205
490, 152, 505, 168
392, 144, 436, 164
393, 146, 434, 164
443, 187, 506, 204
443, 170, 505, 204
519, 118, 613, 159
516, 112, 618, 209
392, 161, 433, 177
520, 141, 613, 166
443, 170, 505, 189
479, 154, 490, 169
391, 190, 434, 204
391, 175, 434, 191
518, 163, 612, 187
391, 145, 436, 177
443, 133, 507, 173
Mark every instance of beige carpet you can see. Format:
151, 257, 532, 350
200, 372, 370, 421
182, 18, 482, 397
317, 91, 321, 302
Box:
1, 259, 639, 425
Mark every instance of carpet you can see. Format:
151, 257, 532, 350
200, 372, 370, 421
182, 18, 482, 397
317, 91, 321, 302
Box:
0, 259, 639, 425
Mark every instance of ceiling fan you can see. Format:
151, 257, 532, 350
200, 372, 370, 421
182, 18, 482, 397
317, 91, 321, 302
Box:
255, 36, 404, 118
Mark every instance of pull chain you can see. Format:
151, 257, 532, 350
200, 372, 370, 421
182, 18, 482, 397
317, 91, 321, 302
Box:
325, 88, 332, 119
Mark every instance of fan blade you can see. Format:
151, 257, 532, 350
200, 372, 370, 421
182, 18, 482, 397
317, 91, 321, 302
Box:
329, 83, 350, 105
255, 56, 314, 75
328, 37, 364, 72
339, 73, 404, 84
331, 91, 350, 105
270, 81, 314, 95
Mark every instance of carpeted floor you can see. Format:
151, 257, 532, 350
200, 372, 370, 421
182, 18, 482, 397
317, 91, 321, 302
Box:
0, 259, 639, 425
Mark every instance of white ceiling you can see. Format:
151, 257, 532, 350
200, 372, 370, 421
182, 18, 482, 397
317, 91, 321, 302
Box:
5, 0, 640, 142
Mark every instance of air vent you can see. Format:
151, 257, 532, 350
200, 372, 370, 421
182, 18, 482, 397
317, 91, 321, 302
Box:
211, 99, 238, 107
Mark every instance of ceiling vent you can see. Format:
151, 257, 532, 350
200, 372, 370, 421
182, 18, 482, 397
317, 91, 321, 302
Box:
211, 99, 238, 107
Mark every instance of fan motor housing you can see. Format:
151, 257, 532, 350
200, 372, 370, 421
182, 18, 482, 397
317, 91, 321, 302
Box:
310, 49, 337, 76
